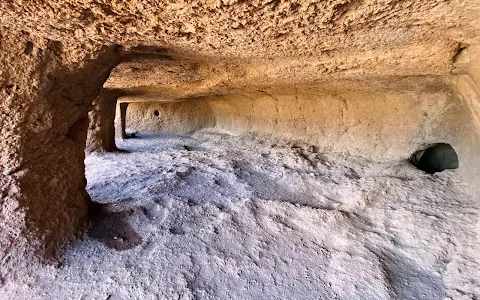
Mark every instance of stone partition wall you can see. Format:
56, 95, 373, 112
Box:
86, 89, 118, 153
0, 30, 121, 281
114, 102, 130, 139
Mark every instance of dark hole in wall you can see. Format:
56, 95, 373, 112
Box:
24, 41, 34, 55
453, 43, 469, 63
153, 110, 160, 117
411, 143, 459, 173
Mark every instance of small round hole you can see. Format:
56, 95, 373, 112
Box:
153, 110, 159, 116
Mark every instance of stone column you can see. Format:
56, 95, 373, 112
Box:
86, 90, 118, 153
0, 31, 121, 282
119, 102, 129, 139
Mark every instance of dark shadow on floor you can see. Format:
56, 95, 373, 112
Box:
88, 204, 143, 251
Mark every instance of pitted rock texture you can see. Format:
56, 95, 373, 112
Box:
0, 29, 122, 282
1, 0, 480, 289
2, 0, 480, 94
1, 0, 479, 59
86, 89, 118, 153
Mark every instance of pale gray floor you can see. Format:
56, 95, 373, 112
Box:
3, 130, 479, 299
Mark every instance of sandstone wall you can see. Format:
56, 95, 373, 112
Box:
206, 81, 436, 158
447, 45, 480, 187
115, 74, 479, 188
122, 101, 215, 135
86, 90, 118, 152
202, 79, 480, 186
0, 29, 121, 282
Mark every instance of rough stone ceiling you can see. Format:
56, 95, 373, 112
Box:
3, 0, 479, 102
105, 54, 451, 103
2, 0, 479, 57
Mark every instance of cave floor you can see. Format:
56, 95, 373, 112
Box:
4, 130, 480, 299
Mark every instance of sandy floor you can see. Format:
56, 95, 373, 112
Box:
2, 130, 479, 299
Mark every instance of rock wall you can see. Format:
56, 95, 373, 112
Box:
206, 82, 479, 183
206, 79, 448, 159
120, 75, 479, 185
118, 75, 477, 164
124, 101, 215, 135
86, 90, 118, 152
0, 29, 121, 282
447, 45, 480, 187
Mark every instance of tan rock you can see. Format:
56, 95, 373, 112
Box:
0, 0, 479, 284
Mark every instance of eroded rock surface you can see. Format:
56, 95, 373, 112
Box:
86, 89, 118, 153
0, 30, 122, 282
1, 0, 480, 290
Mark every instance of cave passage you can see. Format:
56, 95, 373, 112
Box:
15, 46, 478, 298
2, 2, 480, 298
